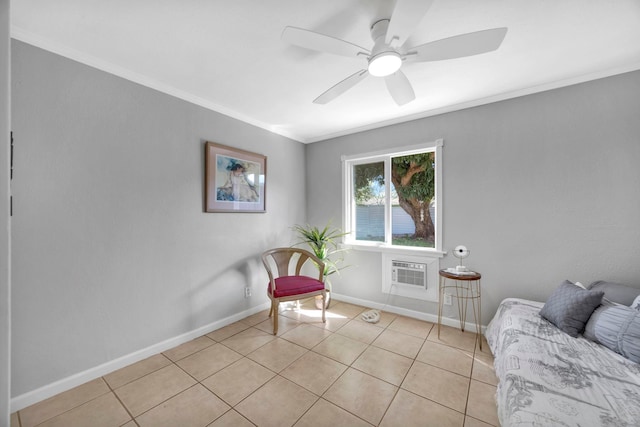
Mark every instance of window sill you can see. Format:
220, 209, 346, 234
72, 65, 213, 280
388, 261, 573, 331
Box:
341, 242, 446, 258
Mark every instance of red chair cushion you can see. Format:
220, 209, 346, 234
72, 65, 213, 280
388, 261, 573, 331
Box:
268, 276, 325, 298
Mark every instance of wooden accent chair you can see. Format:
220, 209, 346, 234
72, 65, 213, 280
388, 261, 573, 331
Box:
261, 248, 327, 335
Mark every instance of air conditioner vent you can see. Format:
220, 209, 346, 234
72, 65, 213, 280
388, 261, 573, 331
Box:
391, 260, 427, 288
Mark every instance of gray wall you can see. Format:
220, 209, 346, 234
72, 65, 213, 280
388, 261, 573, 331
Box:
11, 41, 306, 397
307, 70, 640, 325
1, 0, 10, 424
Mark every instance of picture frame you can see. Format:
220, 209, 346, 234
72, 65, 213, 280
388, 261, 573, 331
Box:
204, 141, 266, 213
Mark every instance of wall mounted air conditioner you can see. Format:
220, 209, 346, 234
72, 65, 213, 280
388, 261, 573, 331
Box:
391, 260, 427, 289
382, 252, 438, 302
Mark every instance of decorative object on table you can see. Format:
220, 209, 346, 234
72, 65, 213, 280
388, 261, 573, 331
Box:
293, 222, 349, 309
261, 248, 327, 335
452, 245, 470, 272
204, 141, 266, 213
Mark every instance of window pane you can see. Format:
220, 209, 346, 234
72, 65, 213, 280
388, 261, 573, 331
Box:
390, 152, 435, 248
353, 162, 385, 242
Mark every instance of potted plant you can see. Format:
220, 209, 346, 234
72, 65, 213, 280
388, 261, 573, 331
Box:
293, 222, 349, 309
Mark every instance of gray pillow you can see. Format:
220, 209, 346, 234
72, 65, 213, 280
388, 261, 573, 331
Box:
584, 300, 640, 364
539, 280, 604, 337
588, 280, 640, 306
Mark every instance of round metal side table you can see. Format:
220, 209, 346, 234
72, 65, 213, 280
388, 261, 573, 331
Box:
438, 269, 482, 350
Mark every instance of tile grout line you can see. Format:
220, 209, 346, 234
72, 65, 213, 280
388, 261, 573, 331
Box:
103, 376, 138, 426
374, 332, 426, 425
200, 314, 330, 425
319, 312, 469, 425
108, 358, 194, 422
313, 308, 391, 426
276, 306, 371, 424
317, 310, 425, 425
132, 352, 254, 426
461, 339, 477, 423
28, 386, 113, 427
277, 379, 321, 427
110, 338, 233, 425
389, 324, 476, 424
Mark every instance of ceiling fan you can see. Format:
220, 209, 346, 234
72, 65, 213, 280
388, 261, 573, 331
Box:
282, 0, 508, 106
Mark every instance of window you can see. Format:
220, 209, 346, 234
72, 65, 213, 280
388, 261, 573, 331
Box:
342, 139, 443, 252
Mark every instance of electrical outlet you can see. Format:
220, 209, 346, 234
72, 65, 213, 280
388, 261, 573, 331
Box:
244, 287, 252, 298
444, 294, 452, 306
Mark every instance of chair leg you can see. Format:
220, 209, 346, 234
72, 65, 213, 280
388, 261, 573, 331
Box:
321, 291, 326, 324
268, 301, 273, 318
273, 301, 279, 335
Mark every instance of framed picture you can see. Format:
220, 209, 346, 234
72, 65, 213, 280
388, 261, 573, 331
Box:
205, 141, 266, 213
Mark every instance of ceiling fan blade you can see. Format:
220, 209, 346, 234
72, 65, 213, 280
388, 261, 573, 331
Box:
406, 27, 508, 62
282, 26, 370, 58
313, 70, 369, 104
385, 70, 415, 106
385, 0, 435, 47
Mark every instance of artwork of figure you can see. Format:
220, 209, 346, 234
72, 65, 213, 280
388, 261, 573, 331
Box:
216, 158, 260, 202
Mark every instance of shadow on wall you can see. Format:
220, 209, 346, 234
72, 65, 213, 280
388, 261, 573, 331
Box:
184, 228, 296, 331
188, 254, 268, 330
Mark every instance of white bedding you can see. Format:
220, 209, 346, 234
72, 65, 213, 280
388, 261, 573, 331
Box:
486, 298, 640, 427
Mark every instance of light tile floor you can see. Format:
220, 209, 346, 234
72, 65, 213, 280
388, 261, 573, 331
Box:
11, 299, 500, 427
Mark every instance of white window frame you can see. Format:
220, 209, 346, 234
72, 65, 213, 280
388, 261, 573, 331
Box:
341, 139, 444, 256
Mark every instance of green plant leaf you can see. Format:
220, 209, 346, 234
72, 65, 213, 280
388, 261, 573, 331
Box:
292, 222, 350, 284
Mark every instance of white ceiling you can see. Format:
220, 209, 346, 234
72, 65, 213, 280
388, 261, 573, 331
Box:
10, 0, 640, 143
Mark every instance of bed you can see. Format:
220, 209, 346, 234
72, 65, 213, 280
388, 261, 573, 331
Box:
486, 281, 640, 427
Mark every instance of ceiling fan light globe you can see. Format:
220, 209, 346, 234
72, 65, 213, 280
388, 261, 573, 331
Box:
368, 52, 402, 77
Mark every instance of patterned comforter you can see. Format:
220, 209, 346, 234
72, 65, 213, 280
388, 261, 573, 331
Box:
485, 298, 640, 427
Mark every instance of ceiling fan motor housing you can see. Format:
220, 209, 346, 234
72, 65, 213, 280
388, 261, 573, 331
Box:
368, 19, 402, 77
370, 19, 390, 42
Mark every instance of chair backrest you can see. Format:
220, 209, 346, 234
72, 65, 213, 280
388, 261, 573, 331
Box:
261, 247, 325, 282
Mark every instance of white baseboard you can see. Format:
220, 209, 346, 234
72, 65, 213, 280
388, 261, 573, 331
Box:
331, 292, 486, 334
10, 302, 270, 412
12, 295, 484, 412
